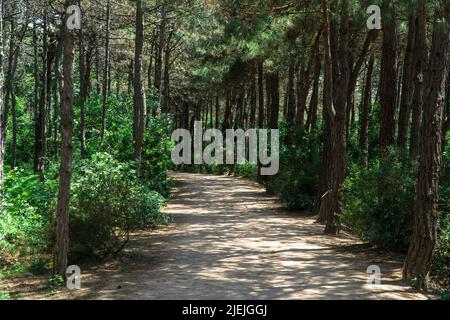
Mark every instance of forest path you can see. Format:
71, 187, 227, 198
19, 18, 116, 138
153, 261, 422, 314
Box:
21, 171, 428, 300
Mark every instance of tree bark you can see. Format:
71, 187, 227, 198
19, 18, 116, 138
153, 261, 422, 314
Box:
257, 62, 265, 128
403, 5, 449, 290
410, 0, 428, 159
379, 0, 398, 150
397, 15, 416, 149
54, 0, 76, 278
100, 0, 111, 143
306, 51, 321, 132
360, 54, 375, 167
0, 0, 5, 186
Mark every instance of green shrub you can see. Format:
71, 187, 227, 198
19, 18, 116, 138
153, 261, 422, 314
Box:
0, 169, 56, 267
69, 153, 169, 258
268, 126, 322, 211
341, 149, 416, 252
432, 139, 450, 281
140, 114, 174, 199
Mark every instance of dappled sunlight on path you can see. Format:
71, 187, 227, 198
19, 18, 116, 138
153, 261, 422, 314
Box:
59, 172, 428, 300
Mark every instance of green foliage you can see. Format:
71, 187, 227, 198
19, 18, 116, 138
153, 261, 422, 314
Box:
432, 138, 450, 281
0, 169, 56, 267
341, 149, 416, 252
49, 275, 65, 288
69, 153, 170, 258
268, 125, 323, 211
141, 115, 174, 199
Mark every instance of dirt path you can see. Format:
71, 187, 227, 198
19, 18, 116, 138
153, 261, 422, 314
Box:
6, 172, 430, 300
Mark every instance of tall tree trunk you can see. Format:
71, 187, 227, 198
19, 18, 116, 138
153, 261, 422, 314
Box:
397, 15, 416, 149
379, 0, 398, 150
0, 0, 5, 186
360, 54, 375, 167
267, 72, 280, 129
78, 1, 87, 156
249, 74, 257, 128
410, 0, 427, 159
100, 0, 111, 142
403, 5, 449, 290
316, 0, 349, 235
286, 60, 296, 125
133, 0, 148, 173
35, 11, 48, 180
306, 51, 322, 132
54, 0, 76, 278
257, 62, 265, 128
155, 3, 167, 98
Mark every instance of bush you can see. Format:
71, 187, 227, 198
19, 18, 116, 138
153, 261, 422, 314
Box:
341, 149, 416, 252
268, 126, 323, 211
69, 153, 170, 258
140, 115, 174, 199
432, 138, 450, 282
0, 169, 56, 267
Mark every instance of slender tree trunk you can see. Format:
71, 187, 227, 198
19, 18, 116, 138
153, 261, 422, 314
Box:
397, 15, 416, 149
316, 0, 349, 235
257, 62, 265, 128
410, 0, 427, 159
0, 0, 5, 186
133, 0, 148, 173
379, 0, 398, 150
267, 72, 280, 129
403, 5, 449, 290
306, 51, 322, 132
100, 0, 111, 143
286, 60, 296, 125
54, 0, 76, 278
35, 11, 48, 181
360, 54, 375, 167
79, 1, 87, 156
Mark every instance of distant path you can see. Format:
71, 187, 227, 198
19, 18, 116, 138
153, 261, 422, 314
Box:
11, 172, 429, 300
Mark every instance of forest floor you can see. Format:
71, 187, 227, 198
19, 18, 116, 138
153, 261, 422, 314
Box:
2, 172, 433, 300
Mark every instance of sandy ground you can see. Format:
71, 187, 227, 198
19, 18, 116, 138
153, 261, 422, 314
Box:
2, 172, 431, 300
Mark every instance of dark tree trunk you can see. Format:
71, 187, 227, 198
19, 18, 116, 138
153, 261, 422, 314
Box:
215, 96, 220, 129
403, 5, 449, 290
379, 0, 398, 150
0, 0, 5, 186
397, 15, 416, 149
306, 51, 322, 132
410, 0, 428, 159
257, 62, 265, 128
54, 0, 76, 278
286, 60, 296, 125
267, 72, 280, 129
360, 54, 375, 167
100, 0, 111, 143
316, 0, 349, 235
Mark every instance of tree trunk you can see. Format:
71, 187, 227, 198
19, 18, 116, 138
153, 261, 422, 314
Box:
379, 0, 398, 150
54, 0, 76, 278
316, 0, 349, 235
403, 5, 449, 290
360, 54, 375, 167
100, 0, 111, 143
133, 0, 148, 173
410, 0, 428, 159
286, 60, 296, 125
257, 62, 265, 128
397, 15, 416, 149
306, 51, 321, 132
0, 0, 5, 186
267, 72, 280, 129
